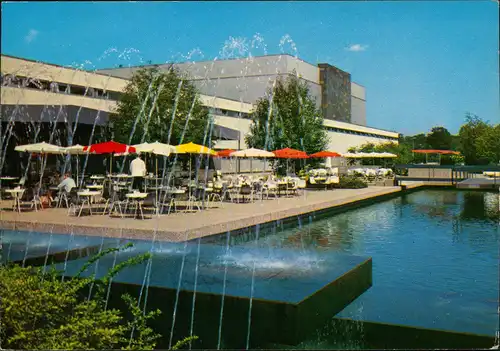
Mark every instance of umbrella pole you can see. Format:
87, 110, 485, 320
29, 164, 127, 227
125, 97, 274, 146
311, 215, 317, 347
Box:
155, 157, 159, 215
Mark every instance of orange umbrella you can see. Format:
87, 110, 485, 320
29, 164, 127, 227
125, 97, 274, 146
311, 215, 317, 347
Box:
412, 149, 460, 155
309, 151, 342, 158
216, 149, 236, 158
273, 147, 309, 159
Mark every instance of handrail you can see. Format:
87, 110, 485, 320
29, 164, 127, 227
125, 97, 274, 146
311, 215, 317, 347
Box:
394, 164, 500, 172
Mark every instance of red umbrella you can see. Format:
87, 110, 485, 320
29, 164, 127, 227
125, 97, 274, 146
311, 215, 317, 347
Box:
273, 147, 309, 159
84, 141, 136, 154
309, 151, 342, 158
216, 149, 236, 158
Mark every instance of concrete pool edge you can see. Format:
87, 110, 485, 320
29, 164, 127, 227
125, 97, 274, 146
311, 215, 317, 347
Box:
1, 187, 404, 242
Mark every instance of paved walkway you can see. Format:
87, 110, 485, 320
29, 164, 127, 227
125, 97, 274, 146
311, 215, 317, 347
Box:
1, 186, 402, 242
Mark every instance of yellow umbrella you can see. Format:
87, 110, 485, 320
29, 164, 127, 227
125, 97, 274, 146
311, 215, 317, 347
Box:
175, 142, 216, 197
175, 142, 216, 155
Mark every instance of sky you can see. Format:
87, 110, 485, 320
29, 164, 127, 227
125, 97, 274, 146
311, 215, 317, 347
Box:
1, 1, 499, 135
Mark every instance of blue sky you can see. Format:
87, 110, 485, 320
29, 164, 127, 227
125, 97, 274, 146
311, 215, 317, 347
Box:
1, 1, 498, 135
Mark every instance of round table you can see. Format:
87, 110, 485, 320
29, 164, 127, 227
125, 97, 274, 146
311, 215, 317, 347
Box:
76, 190, 101, 217
4, 188, 25, 213
126, 192, 148, 219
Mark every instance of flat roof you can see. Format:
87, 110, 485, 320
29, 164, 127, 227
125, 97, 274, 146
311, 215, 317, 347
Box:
96, 53, 321, 72
0, 53, 127, 81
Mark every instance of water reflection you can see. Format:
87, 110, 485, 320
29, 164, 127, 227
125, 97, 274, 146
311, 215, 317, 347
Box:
460, 191, 499, 222
229, 190, 499, 335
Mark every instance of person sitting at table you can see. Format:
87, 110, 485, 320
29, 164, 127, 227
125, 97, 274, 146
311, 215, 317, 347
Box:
57, 172, 76, 193
130, 154, 146, 192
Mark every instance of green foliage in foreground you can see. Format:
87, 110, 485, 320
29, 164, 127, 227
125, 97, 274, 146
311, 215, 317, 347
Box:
336, 175, 368, 189
0, 244, 173, 350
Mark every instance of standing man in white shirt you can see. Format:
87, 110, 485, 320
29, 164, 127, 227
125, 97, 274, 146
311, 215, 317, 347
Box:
130, 153, 147, 192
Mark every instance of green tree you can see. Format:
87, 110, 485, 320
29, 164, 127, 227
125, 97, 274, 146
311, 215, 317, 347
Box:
458, 113, 491, 165
400, 133, 428, 150
0, 244, 167, 350
111, 67, 212, 146
476, 123, 500, 164
349, 142, 414, 167
426, 126, 453, 150
245, 74, 328, 173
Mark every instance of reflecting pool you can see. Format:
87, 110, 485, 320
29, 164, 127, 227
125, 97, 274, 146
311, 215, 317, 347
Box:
228, 190, 499, 336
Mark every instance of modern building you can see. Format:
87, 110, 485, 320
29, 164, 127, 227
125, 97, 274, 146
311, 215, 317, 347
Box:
1, 54, 399, 173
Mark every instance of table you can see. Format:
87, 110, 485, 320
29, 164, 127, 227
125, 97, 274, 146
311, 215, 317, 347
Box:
125, 192, 148, 219
90, 175, 105, 180
5, 188, 25, 213
161, 189, 185, 214
86, 184, 103, 190
76, 190, 101, 217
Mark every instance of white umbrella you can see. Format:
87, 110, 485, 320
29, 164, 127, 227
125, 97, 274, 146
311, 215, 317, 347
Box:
136, 142, 177, 211
230, 148, 275, 158
342, 152, 362, 158
230, 148, 275, 174
15, 142, 63, 154
135, 141, 177, 157
379, 152, 397, 158
60, 145, 88, 184
15, 142, 64, 201
60, 144, 88, 155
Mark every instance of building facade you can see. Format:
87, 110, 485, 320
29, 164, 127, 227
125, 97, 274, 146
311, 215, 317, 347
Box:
1, 54, 398, 164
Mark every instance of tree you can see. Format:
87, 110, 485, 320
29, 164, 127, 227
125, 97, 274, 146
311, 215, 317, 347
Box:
476, 123, 500, 164
245, 74, 328, 173
349, 141, 414, 168
458, 113, 491, 165
426, 126, 453, 150
111, 67, 212, 146
400, 133, 428, 150
0, 244, 197, 350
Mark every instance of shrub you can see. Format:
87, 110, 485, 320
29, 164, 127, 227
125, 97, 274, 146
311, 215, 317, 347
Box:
336, 175, 368, 189
0, 244, 168, 350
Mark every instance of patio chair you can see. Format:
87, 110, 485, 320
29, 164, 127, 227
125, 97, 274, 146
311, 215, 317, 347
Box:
238, 184, 252, 203
252, 181, 265, 201
67, 189, 86, 216
208, 182, 224, 207
95, 185, 111, 215
108, 187, 129, 217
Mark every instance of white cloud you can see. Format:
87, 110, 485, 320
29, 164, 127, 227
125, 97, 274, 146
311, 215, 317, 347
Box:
25, 29, 39, 43
345, 44, 368, 52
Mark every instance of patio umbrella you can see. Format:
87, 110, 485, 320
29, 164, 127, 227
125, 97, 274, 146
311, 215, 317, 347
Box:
230, 148, 275, 174
15, 142, 64, 199
132, 142, 177, 208
412, 149, 460, 164
273, 148, 309, 175
84, 141, 136, 175
308, 151, 342, 169
308, 151, 342, 158
175, 142, 216, 183
60, 144, 88, 183
15, 142, 63, 154
216, 149, 237, 174
216, 149, 236, 158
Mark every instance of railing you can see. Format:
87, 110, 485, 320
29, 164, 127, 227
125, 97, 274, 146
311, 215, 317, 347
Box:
393, 164, 500, 186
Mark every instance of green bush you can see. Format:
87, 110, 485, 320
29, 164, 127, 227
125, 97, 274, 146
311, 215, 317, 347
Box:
0, 243, 194, 350
336, 175, 368, 189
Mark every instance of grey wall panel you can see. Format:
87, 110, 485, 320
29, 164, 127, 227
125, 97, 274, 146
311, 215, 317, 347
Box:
351, 96, 366, 126
1, 105, 109, 125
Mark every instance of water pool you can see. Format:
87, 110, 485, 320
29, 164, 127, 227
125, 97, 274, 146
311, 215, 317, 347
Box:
226, 189, 499, 336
